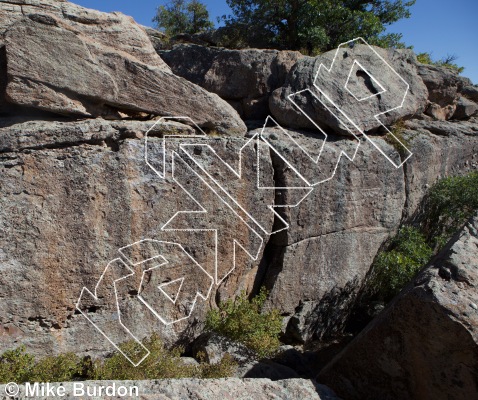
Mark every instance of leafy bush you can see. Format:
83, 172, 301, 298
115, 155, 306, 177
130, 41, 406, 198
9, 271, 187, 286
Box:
91, 334, 236, 380
385, 119, 413, 158
422, 171, 478, 249
30, 353, 84, 382
0, 336, 236, 384
0, 347, 36, 383
417, 52, 465, 73
205, 288, 282, 358
368, 226, 433, 301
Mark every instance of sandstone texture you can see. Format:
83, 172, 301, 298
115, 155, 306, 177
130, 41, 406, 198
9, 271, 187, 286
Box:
418, 63, 472, 121
0, 379, 340, 400
0, 0, 477, 377
269, 44, 429, 135
0, 121, 274, 356
0, 0, 246, 135
160, 44, 303, 120
318, 213, 478, 400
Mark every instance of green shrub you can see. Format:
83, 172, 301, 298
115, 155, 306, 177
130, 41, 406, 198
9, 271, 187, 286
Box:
205, 288, 282, 358
368, 226, 433, 301
0, 335, 236, 384
0, 346, 35, 383
385, 119, 413, 158
31, 353, 84, 382
91, 334, 236, 380
423, 171, 478, 249
417, 52, 465, 73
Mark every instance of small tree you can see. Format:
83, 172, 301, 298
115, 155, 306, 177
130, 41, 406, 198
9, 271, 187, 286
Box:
153, 0, 214, 36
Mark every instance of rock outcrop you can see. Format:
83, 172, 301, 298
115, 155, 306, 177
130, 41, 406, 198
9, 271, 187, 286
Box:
417, 63, 473, 120
258, 119, 478, 343
0, 0, 477, 370
318, 213, 478, 400
0, 120, 274, 355
269, 44, 429, 135
0, 0, 246, 135
160, 44, 303, 120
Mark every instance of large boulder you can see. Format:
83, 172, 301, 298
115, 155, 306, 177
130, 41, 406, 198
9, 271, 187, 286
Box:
461, 85, 478, 103
0, 1, 477, 367
0, 1, 246, 135
160, 44, 303, 120
318, 213, 478, 400
1, 116, 477, 357
269, 44, 428, 135
453, 97, 478, 120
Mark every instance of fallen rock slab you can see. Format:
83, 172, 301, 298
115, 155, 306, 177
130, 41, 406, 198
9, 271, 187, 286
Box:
318, 213, 478, 400
1, 2, 246, 135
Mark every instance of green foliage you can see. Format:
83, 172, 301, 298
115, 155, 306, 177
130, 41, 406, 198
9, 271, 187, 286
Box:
366, 172, 478, 303
153, 0, 214, 36
422, 172, 478, 249
368, 226, 433, 301
0, 336, 236, 384
205, 288, 282, 358
417, 52, 465, 74
0, 346, 35, 383
221, 0, 415, 50
385, 119, 413, 159
416, 51, 433, 65
30, 354, 84, 383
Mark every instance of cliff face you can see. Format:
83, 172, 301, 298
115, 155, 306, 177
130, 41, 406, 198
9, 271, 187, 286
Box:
0, 0, 477, 362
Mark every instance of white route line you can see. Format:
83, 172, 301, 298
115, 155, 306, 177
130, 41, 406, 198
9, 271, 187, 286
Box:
78, 37, 414, 366
311, 37, 412, 168
179, 133, 313, 236
76, 258, 153, 367
162, 152, 265, 286
132, 240, 214, 326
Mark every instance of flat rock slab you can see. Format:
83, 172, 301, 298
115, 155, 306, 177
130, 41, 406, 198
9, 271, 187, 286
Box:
1, 2, 246, 135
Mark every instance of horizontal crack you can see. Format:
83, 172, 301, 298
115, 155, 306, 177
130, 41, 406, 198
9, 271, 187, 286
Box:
285, 226, 388, 247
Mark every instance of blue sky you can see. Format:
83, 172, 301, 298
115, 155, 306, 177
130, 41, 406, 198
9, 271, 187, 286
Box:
75, 0, 477, 83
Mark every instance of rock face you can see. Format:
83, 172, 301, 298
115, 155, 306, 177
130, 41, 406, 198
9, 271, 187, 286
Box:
318, 213, 478, 400
0, 379, 340, 400
269, 44, 429, 135
160, 44, 303, 120
255, 118, 478, 343
453, 97, 478, 120
0, 119, 274, 356
417, 64, 470, 121
0, 0, 246, 135
1, 0, 478, 370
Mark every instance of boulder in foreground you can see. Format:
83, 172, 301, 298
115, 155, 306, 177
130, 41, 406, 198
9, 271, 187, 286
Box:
318, 213, 478, 400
